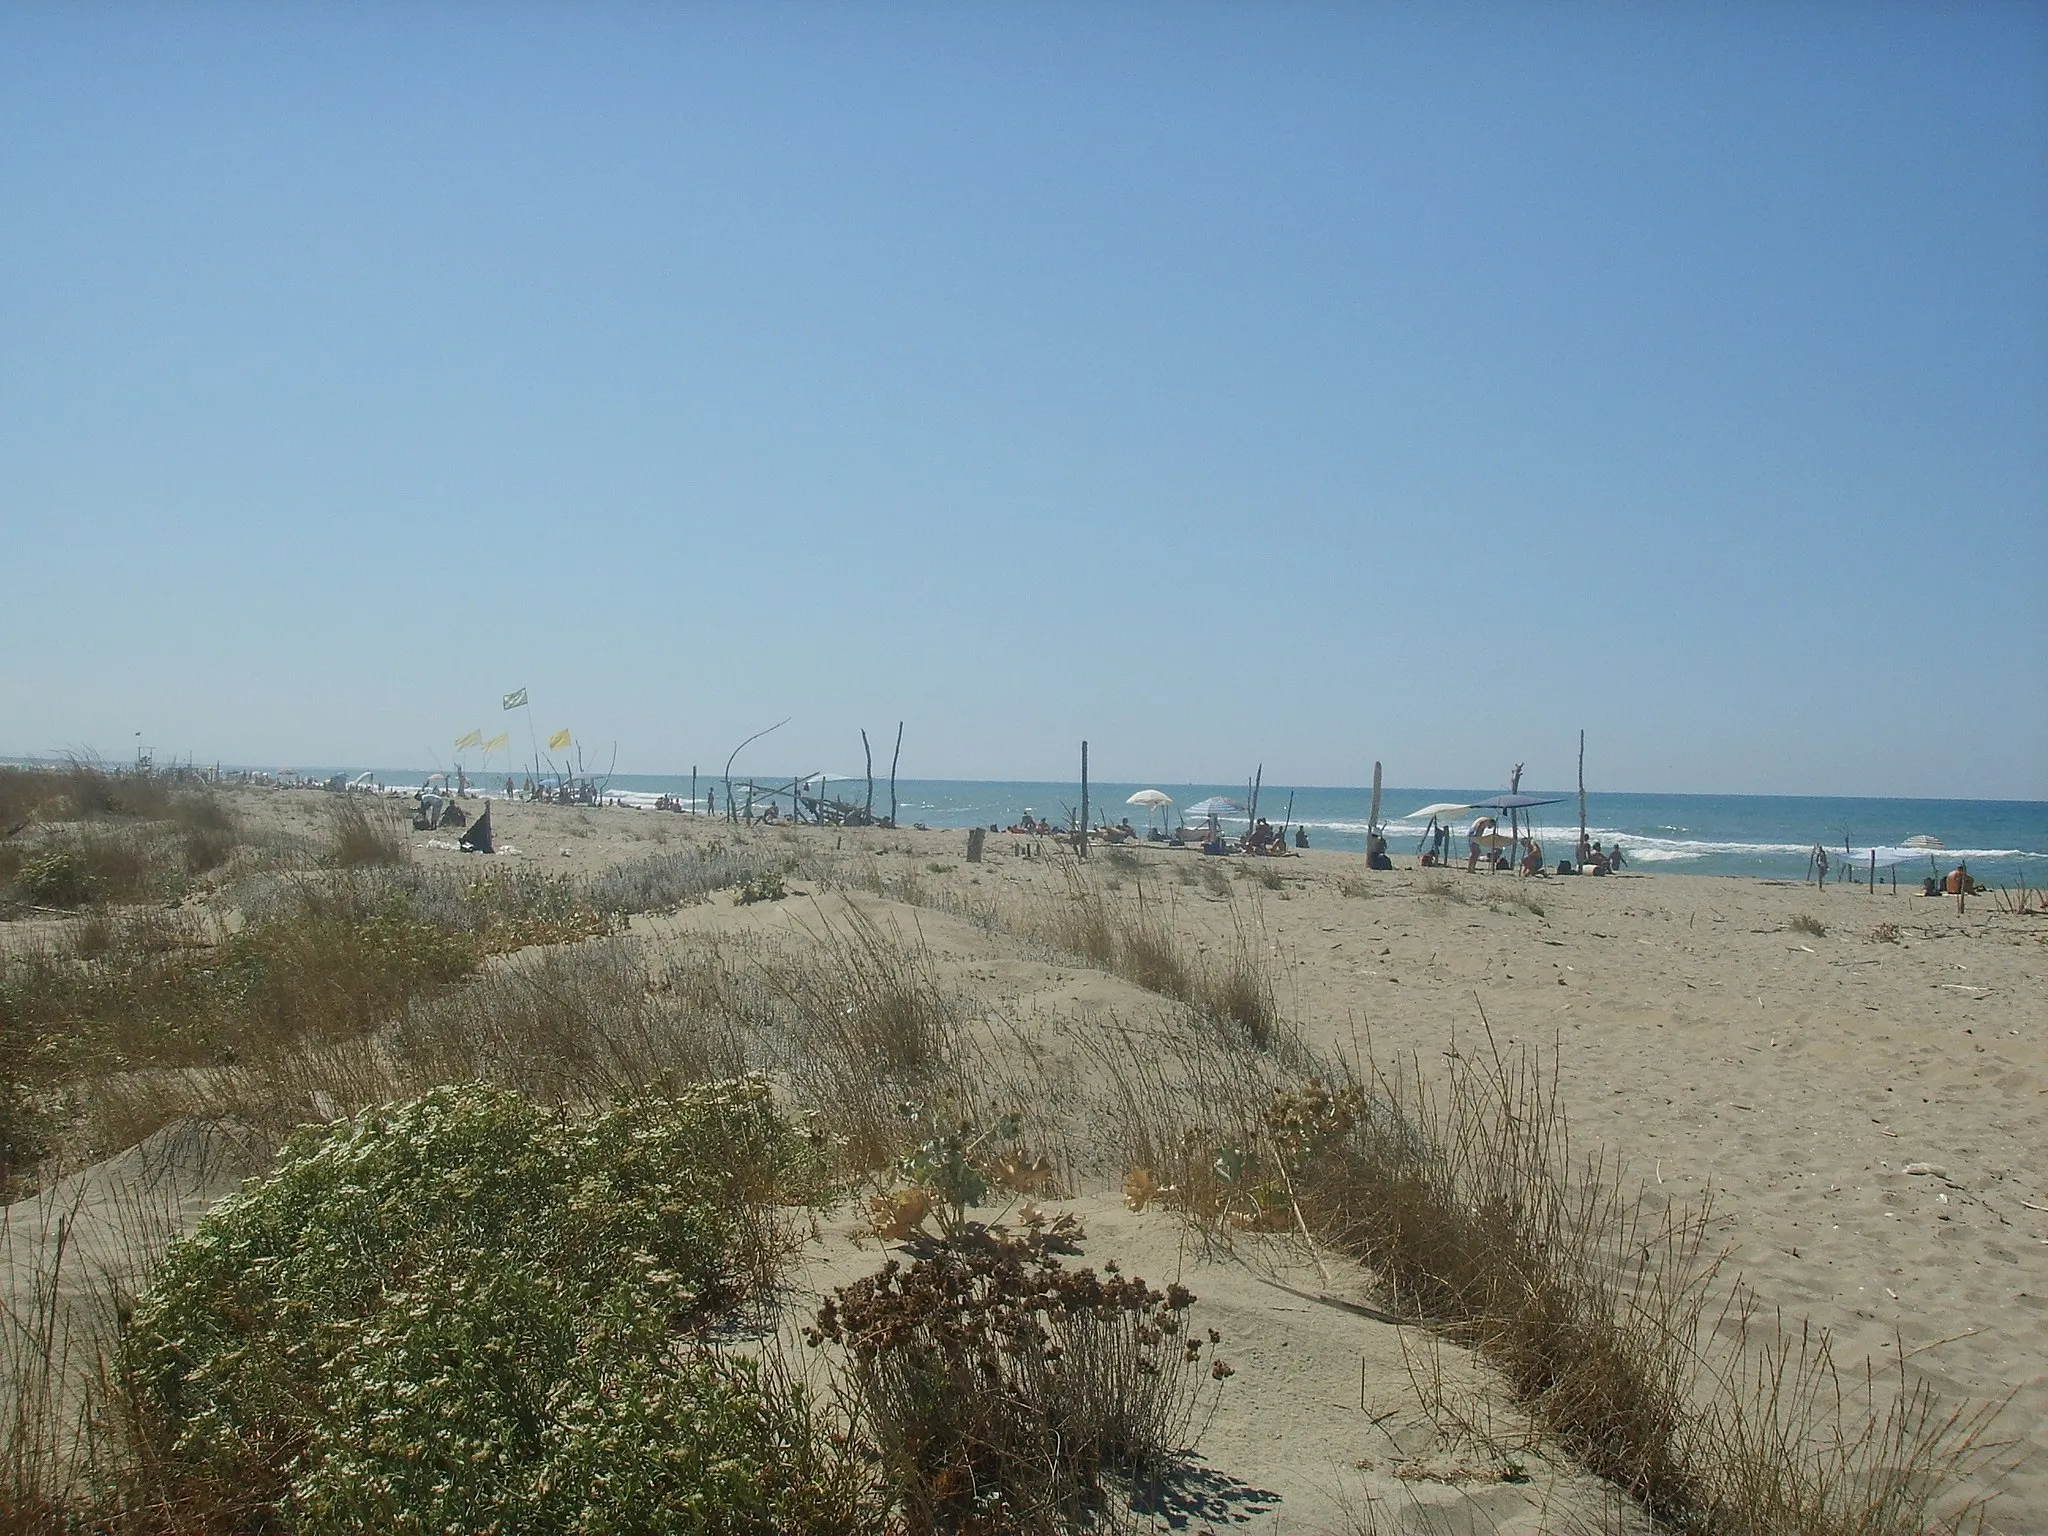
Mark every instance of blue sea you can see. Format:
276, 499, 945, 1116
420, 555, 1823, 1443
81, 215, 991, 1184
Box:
348, 769, 2046, 890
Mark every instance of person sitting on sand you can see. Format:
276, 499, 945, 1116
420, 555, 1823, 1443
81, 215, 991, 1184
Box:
1520, 839, 1544, 876
1944, 860, 1985, 896
1295, 825, 1309, 848
1246, 818, 1275, 853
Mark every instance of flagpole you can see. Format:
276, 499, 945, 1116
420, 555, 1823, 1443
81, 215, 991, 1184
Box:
504, 688, 540, 799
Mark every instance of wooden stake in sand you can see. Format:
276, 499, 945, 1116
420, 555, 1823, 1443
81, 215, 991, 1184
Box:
1509, 762, 1525, 870
1080, 740, 1090, 861
862, 730, 874, 821
1578, 730, 1587, 863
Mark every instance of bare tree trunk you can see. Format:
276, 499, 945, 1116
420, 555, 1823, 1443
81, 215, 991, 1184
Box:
862, 730, 874, 820
888, 722, 902, 828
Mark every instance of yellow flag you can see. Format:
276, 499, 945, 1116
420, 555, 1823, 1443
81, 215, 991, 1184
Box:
548, 729, 572, 751
454, 729, 483, 752
482, 732, 509, 754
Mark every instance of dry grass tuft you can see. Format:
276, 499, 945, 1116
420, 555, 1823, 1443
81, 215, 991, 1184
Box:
1033, 866, 1283, 1051
324, 794, 409, 867
1789, 913, 1828, 938
810, 1232, 1220, 1533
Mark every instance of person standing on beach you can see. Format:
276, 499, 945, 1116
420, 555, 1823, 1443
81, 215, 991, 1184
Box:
1813, 844, 1830, 888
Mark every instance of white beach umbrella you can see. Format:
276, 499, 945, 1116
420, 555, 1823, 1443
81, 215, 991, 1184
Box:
1126, 788, 1173, 830
1407, 802, 1472, 822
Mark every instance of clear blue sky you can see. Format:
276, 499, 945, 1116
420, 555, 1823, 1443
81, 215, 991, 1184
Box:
4, 3, 2043, 799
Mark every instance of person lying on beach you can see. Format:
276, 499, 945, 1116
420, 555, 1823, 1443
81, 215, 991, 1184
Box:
1944, 862, 1985, 895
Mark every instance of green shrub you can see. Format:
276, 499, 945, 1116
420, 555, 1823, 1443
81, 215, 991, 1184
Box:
15, 849, 95, 907
736, 871, 788, 905
120, 1079, 855, 1533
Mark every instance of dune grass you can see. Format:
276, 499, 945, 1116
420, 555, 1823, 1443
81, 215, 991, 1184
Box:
1032, 863, 1283, 1051
1085, 1004, 2004, 1536
1, 764, 245, 917
324, 793, 408, 868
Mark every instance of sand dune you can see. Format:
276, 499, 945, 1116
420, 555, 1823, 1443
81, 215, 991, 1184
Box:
8, 789, 2039, 1530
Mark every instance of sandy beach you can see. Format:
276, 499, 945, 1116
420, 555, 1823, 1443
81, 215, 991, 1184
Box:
8, 786, 2043, 1531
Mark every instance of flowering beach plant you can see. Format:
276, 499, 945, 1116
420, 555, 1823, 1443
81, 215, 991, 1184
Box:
119, 1078, 855, 1533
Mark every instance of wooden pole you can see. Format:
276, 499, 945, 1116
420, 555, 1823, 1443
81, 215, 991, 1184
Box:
1509, 762, 1524, 871
862, 730, 874, 820
1080, 740, 1089, 861
1250, 764, 1263, 829
1869, 848, 1875, 894
691, 766, 697, 815
888, 722, 902, 828
1577, 730, 1587, 861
